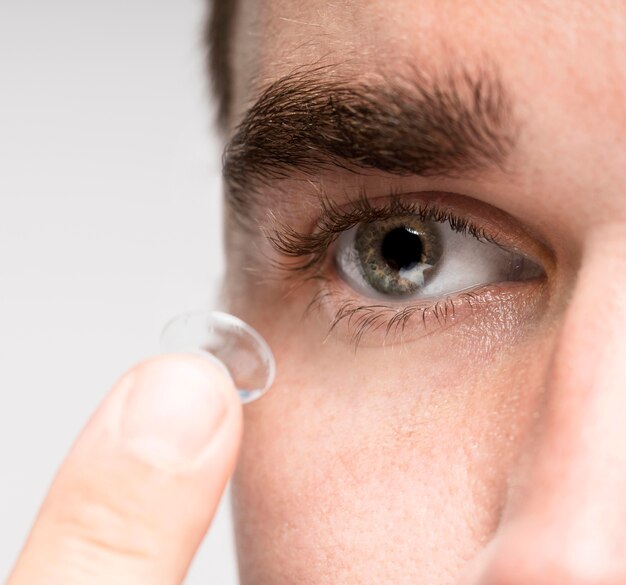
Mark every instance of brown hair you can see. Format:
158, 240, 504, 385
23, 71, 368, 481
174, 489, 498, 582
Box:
205, 0, 237, 128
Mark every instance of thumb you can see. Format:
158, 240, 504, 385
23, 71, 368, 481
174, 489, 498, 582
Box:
7, 353, 242, 585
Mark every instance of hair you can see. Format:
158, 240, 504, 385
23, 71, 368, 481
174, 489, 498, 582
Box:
205, 0, 237, 129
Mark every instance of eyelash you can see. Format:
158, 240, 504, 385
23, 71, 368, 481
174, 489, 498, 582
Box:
267, 191, 503, 346
269, 191, 494, 270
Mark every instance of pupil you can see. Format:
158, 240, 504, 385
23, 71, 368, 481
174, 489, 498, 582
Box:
380, 227, 423, 271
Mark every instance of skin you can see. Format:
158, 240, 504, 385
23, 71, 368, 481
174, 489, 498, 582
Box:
225, 1, 626, 584
7, 2, 626, 585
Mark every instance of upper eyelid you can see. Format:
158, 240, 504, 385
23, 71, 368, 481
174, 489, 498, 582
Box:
268, 192, 500, 275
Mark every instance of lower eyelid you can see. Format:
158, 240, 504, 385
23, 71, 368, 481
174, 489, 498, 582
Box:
309, 274, 548, 348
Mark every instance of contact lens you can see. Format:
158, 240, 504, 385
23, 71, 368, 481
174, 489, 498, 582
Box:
160, 311, 275, 404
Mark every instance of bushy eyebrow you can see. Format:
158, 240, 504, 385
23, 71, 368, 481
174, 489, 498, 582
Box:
223, 63, 518, 214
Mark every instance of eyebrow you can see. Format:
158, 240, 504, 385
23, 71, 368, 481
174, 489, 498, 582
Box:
223, 64, 518, 214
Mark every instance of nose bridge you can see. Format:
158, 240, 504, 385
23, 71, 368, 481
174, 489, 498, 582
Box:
531, 224, 626, 521
469, 224, 626, 584
521, 224, 626, 560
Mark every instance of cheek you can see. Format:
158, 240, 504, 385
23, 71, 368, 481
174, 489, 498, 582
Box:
231, 332, 554, 585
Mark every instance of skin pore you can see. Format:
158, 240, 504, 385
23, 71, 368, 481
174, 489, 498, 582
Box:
221, 2, 626, 584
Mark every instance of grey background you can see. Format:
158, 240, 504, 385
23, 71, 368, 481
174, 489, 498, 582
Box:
0, 1, 238, 582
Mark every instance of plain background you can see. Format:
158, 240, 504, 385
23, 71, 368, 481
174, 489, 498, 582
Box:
0, 0, 238, 582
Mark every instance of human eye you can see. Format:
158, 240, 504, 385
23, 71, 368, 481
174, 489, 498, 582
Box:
269, 191, 550, 346
335, 211, 541, 302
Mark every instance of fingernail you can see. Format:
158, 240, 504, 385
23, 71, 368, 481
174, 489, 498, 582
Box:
121, 355, 229, 468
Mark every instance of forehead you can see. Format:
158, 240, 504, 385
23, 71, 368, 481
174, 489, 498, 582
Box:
231, 0, 625, 119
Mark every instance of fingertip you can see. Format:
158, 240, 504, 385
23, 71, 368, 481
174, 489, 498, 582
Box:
120, 353, 242, 470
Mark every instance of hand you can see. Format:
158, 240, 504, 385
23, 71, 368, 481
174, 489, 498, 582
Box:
6, 354, 242, 585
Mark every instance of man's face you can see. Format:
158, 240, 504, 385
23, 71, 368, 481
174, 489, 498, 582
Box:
222, 2, 626, 583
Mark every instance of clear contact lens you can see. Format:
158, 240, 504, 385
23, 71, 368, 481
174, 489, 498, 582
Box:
160, 311, 275, 404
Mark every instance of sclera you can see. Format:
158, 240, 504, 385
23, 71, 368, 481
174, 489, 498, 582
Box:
160, 311, 275, 404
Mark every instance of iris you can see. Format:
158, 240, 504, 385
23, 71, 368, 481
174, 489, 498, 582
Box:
355, 216, 442, 296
